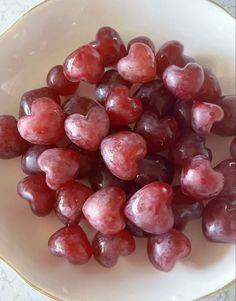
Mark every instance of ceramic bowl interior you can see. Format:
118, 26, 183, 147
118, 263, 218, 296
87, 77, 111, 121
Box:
0, 0, 235, 301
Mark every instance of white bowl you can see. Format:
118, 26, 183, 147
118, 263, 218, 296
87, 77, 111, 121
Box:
0, 0, 235, 300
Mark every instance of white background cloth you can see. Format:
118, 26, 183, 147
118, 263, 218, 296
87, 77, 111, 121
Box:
0, 0, 235, 300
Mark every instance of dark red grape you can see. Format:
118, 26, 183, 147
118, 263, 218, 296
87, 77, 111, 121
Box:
173, 99, 193, 131
0, 115, 29, 159
172, 186, 204, 230
83, 187, 126, 235
128, 36, 155, 53
147, 229, 191, 272
134, 80, 177, 118
91, 26, 127, 67
19, 87, 60, 117
118, 43, 156, 83
215, 159, 236, 197
125, 181, 174, 234
48, 226, 92, 264
212, 95, 236, 136
134, 111, 179, 153
47, 65, 78, 96
55, 181, 93, 225
92, 230, 135, 267
100, 131, 147, 181
134, 154, 175, 188
95, 70, 131, 105
230, 137, 236, 159
17, 174, 55, 216
202, 196, 236, 243
62, 96, 98, 116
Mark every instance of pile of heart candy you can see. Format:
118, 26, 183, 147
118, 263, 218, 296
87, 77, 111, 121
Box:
0, 26, 235, 271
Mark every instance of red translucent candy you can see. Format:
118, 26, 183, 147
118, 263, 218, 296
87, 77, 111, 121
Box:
48, 225, 92, 264
38, 148, 80, 190
21, 145, 54, 174
181, 155, 224, 200
92, 230, 135, 268
126, 221, 149, 238
173, 99, 193, 131
192, 101, 224, 135
215, 159, 236, 197
63, 45, 104, 84
125, 181, 174, 234
163, 63, 204, 101
47, 65, 78, 96
91, 26, 127, 67
62, 96, 98, 116
65, 105, 110, 151
17, 97, 65, 145
135, 111, 179, 153
19, 87, 60, 117
100, 131, 147, 181
105, 85, 143, 125
172, 186, 204, 230
118, 43, 156, 83
134, 80, 177, 118
202, 196, 236, 243
82, 187, 126, 235
147, 229, 191, 272
128, 36, 155, 53
196, 67, 222, 102
155, 40, 194, 79
230, 137, 236, 159
169, 132, 210, 169
212, 95, 236, 137
0, 115, 29, 159
55, 181, 93, 226
89, 161, 130, 192
17, 174, 55, 216
135, 154, 175, 188
96, 69, 131, 105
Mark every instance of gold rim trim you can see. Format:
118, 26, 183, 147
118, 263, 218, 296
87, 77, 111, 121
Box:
0, 0, 235, 300
0, 255, 63, 301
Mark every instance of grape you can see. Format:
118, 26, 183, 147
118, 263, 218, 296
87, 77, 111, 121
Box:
230, 137, 236, 159
82, 187, 126, 235
134, 111, 179, 153
90, 26, 127, 67
212, 95, 236, 136
134, 80, 177, 118
202, 196, 236, 243
125, 181, 174, 234
105, 85, 143, 125
17, 97, 65, 145
181, 155, 224, 200
0, 115, 29, 159
147, 229, 191, 272
19, 87, 60, 117
134, 154, 175, 188
215, 159, 236, 197
192, 101, 224, 135
100, 131, 147, 181
65, 105, 110, 151
55, 181, 93, 225
117, 43, 156, 83
48, 226, 92, 264
46, 65, 78, 96
173, 99, 193, 132
62, 96, 97, 116
38, 148, 80, 190
128, 36, 155, 53
17, 174, 55, 216
63, 45, 104, 84
92, 230, 135, 267
155, 40, 194, 79
163, 63, 204, 101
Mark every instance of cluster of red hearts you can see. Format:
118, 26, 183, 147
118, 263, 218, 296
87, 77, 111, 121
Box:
0, 26, 235, 272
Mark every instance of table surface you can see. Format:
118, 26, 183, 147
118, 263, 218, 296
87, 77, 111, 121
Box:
0, 0, 235, 300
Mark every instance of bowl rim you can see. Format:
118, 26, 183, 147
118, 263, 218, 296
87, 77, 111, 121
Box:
0, 0, 235, 300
